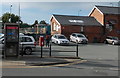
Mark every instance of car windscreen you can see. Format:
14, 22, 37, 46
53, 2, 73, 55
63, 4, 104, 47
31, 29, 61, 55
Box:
0, 36, 4, 39
58, 36, 66, 39
77, 34, 84, 37
112, 37, 118, 40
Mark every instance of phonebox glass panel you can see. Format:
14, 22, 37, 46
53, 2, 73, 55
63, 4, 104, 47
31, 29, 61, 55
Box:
5, 26, 19, 42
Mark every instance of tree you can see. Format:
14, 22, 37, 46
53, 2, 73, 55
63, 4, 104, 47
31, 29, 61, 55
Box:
2, 12, 20, 23
39, 20, 47, 24
32, 20, 38, 27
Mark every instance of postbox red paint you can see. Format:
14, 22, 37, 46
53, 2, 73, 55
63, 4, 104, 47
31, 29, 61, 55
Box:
39, 36, 44, 46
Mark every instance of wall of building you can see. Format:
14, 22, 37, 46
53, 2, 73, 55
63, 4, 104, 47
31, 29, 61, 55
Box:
104, 14, 120, 39
90, 8, 120, 40
50, 17, 61, 35
90, 8, 104, 25
61, 25, 103, 43
84, 26, 103, 42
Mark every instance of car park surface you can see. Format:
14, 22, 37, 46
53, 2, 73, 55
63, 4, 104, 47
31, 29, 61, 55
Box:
1, 43, 118, 76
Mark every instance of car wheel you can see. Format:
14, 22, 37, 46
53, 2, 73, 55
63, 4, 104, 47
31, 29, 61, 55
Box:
76, 40, 78, 43
112, 42, 115, 45
70, 38, 72, 42
104, 40, 108, 44
56, 41, 59, 44
24, 48, 32, 55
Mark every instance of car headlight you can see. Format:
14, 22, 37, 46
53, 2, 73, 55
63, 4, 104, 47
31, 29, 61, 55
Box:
78, 39, 82, 42
114, 40, 118, 43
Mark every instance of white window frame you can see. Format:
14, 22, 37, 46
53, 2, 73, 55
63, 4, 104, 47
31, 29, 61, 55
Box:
81, 26, 84, 32
53, 23, 56, 30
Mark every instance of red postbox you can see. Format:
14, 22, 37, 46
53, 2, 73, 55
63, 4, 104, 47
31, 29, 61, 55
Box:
39, 36, 44, 46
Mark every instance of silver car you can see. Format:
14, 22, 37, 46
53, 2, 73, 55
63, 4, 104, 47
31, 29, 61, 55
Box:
1, 35, 36, 55
104, 36, 120, 45
70, 33, 88, 44
51, 34, 69, 45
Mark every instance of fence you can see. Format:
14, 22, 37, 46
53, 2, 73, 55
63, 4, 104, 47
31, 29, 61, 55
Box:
49, 42, 79, 57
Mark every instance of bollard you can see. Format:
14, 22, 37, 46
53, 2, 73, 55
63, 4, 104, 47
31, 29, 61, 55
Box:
41, 46, 43, 58
49, 42, 51, 57
76, 43, 78, 57
21, 44, 24, 56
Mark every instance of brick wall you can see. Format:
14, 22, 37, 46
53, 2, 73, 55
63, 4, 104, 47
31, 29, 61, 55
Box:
90, 8, 104, 25
61, 25, 102, 43
90, 8, 120, 40
50, 17, 61, 35
104, 14, 120, 39
51, 16, 103, 42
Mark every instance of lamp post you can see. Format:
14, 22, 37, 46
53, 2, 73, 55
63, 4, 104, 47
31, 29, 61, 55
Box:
9, 4, 12, 23
78, 10, 81, 16
110, 3, 113, 7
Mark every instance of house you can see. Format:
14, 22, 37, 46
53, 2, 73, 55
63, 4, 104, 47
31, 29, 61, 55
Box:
89, 5, 120, 40
34, 24, 51, 35
50, 14, 103, 43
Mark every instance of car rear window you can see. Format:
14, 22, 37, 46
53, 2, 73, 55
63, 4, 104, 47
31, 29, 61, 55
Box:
20, 37, 32, 42
77, 34, 84, 37
58, 36, 66, 39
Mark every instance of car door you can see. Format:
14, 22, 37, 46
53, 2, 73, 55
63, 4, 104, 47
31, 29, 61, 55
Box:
72, 34, 77, 42
107, 37, 112, 44
52, 35, 56, 43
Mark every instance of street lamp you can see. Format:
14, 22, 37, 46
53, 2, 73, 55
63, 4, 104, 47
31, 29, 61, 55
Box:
110, 3, 113, 7
78, 10, 81, 16
9, 4, 12, 22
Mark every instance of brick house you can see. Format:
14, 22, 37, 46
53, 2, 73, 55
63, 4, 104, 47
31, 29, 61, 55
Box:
50, 14, 103, 43
89, 5, 120, 40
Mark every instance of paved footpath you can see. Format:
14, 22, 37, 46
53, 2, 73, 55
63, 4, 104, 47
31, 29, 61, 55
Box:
1, 55, 87, 68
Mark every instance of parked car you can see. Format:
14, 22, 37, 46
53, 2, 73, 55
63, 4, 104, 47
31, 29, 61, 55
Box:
0, 33, 4, 39
104, 36, 120, 45
51, 34, 69, 45
1, 35, 36, 55
0, 36, 4, 44
19, 35, 36, 55
70, 33, 88, 44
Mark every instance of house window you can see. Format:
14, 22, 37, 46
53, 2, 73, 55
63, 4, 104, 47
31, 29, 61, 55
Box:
106, 21, 114, 31
81, 26, 84, 32
52, 22, 59, 31
56, 25, 59, 31
53, 23, 56, 30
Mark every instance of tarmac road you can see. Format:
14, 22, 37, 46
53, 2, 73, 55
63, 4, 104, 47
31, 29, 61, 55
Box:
0, 43, 119, 76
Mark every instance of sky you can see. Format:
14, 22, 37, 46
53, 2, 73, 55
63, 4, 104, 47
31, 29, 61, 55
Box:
0, 1, 119, 24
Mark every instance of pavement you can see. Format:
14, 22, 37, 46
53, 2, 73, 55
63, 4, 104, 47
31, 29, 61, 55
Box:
2, 55, 87, 68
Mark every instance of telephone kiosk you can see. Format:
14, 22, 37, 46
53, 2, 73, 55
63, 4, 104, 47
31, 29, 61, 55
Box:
4, 23, 19, 58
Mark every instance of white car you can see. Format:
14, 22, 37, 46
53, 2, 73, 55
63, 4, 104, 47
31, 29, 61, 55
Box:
104, 36, 120, 45
19, 35, 36, 55
0, 34, 4, 44
0, 33, 4, 39
51, 34, 69, 45
70, 33, 88, 44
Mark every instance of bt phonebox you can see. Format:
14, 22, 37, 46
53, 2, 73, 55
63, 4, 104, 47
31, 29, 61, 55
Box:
4, 23, 19, 58
39, 36, 44, 46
